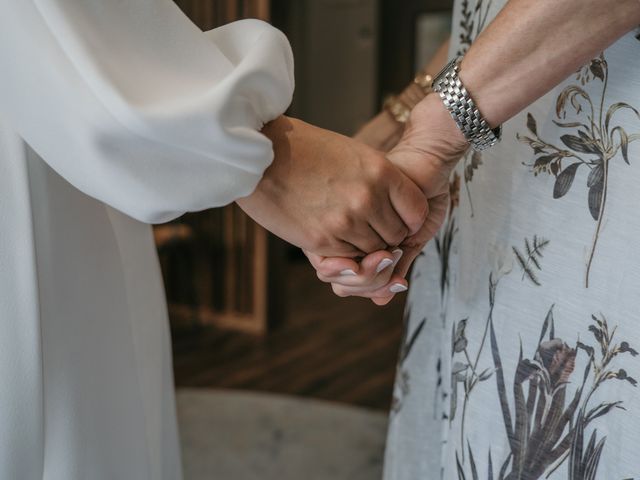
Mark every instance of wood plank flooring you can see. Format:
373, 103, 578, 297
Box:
172, 260, 406, 411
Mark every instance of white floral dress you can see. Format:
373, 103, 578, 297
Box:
383, 2, 640, 479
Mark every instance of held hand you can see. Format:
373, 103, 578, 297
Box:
304, 247, 407, 300
237, 116, 429, 257
389, 93, 468, 205
312, 94, 469, 304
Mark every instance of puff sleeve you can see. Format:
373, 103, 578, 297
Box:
0, 0, 294, 222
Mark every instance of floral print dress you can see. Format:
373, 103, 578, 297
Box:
383, 2, 640, 479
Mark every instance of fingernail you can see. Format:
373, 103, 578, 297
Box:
376, 258, 395, 273
340, 269, 357, 276
389, 283, 408, 293
391, 248, 404, 266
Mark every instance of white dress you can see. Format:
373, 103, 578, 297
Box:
0, 1, 294, 478
383, 1, 640, 479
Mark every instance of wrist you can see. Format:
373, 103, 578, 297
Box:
387, 94, 468, 196
261, 115, 291, 147
412, 93, 469, 157
431, 56, 502, 150
245, 115, 295, 205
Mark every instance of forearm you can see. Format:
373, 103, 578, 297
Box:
461, 0, 640, 127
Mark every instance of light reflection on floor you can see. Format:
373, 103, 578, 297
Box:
177, 389, 387, 480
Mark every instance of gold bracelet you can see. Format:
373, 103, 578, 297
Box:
383, 71, 433, 124
383, 95, 412, 124
413, 71, 433, 94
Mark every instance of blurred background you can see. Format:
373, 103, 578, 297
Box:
157, 1, 452, 478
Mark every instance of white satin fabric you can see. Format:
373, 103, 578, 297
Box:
0, 1, 294, 478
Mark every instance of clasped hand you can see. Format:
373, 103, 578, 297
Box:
237, 94, 468, 305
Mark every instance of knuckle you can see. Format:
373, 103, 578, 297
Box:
350, 187, 375, 213
331, 284, 349, 298
329, 212, 353, 234
368, 156, 390, 181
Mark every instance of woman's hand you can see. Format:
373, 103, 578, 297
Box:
309, 94, 468, 304
304, 247, 406, 299
237, 116, 429, 257
304, 0, 640, 303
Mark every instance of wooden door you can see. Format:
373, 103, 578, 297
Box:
155, 0, 279, 335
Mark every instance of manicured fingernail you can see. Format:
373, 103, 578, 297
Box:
389, 283, 408, 293
340, 269, 357, 276
376, 258, 394, 273
391, 248, 404, 265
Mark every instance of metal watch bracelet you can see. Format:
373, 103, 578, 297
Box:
431, 56, 502, 151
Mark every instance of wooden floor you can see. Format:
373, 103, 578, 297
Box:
172, 260, 405, 411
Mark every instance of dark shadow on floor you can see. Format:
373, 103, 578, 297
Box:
172, 260, 405, 411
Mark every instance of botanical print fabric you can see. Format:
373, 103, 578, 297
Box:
382, 2, 640, 479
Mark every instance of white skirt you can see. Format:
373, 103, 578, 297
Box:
0, 120, 182, 479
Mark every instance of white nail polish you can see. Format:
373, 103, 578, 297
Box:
389, 283, 408, 293
340, 269, 357, 276
391, 248, 404, 265
376, 258, 394, 273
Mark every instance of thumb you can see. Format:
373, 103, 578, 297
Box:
392, 242, 422, 281
388, 143, 453, 199
393, 191, 450, 280
387, 167, 429, 236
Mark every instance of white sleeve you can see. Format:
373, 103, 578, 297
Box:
0, 0, 294, 223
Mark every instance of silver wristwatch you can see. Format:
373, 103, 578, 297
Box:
431, 56, 502, 151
